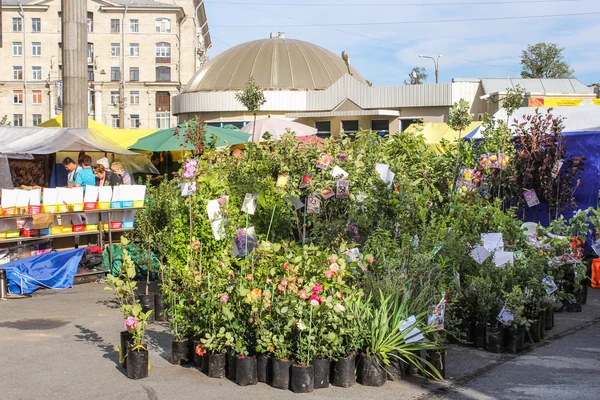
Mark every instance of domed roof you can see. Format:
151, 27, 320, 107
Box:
183, 38, 366, 92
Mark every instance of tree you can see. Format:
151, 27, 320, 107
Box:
235, 76, 266, 142
404, 67, 428, 85
520, 43, 574, 79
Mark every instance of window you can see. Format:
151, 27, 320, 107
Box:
315, 121, 331, 138
13, 114, 23, 127
111, 115, 120, 129
155, 18, 171, 33
87, 43, 94, 63
110, 43, 120, 57
88, 66, 94, 81
110, 91, 120, 105
32, 18, 41, 32
130, 91, 140, 105
155, 42, 171, 63
155, 91, 170, 112
87, 12, 93, 33
130, 114, 140, 128
13, 90, 23, 104
13, 42, 23, 56
32, 66, 42, 80
129, 67, 139, 81
32, 42, 41, 56
13, 66, 23, 80
32, 90, 42, 104
371, 120, 389, 136
111, 19, 120, 33
129, 43, 139, 57
341, 120, 359, 134
32, 114, 42, 126
130, 19, 139, 33
156, 112, 170, 129
155, 67, 171, 82
13, 18, 22, 32
111, 67, 120, 82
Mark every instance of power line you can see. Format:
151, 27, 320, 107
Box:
212, 11, 600, 27
214, 0, 580, 7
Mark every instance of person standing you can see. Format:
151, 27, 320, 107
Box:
110, 162, 132, 185
74, 155, 96, 189
62, 157, 82, 187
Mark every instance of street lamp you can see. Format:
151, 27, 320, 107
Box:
418, 54, 442, 84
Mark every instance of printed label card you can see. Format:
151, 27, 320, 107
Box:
542, 275, 558, 294
241, 193, 258, 215
551, 160, 564, 178
336, 179, 350, 199
315, 153, 333, 170
276, 174, 289, 189
524, 189, 540, 207
306, 194, 321, 214
497, 307, 514, 326
299, 173, 313, 189
320, 188, 335, 200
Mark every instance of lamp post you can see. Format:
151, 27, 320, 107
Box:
418, 54, 442, 84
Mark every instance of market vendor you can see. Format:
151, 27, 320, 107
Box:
73, 155, 96, 189
93, 164, 121, 187
62, 157, 81, 187
110, 162, 132, 185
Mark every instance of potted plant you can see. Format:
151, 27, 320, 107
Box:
124, 303, 153, 379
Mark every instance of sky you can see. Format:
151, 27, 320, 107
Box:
203, 0, 600, 86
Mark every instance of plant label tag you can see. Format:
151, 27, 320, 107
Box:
493, 251, 514, 268
405, 327, 424, 343
524, 189, 540, 207
471, 245, 491, 264
330, 166, 349, 179
320, 188, 335, 200
481, 233, 504, 252
496, 307, 514, 326
289, 196, 304, 210
542, 275, 558, 294
427, 303, 445, 331
299, 173, 313, 189
241, 193, 258, 215
551, 160, 564, 178
306, 195, 321, 214
181, 182, 197, 197
336, 179, 350, 198
276, 174, 289, 189
399, 315, 416, 332
316, 153, 333, 170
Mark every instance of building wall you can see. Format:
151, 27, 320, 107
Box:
0, 0, 203, 128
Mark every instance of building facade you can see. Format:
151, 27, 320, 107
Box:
0, 0, 210, 128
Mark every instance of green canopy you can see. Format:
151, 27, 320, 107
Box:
129, 123, 250, 151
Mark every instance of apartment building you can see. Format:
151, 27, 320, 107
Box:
0, 0, 210, 129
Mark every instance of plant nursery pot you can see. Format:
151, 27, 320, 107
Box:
544, 309, 553, 331
291, 364, 314, 393
485, 325, 505, 353
385, 352, 403, 381
313, 359, 330, 389
171, 338, 189, 365
271, 359, 293, 389
208, 353, 227, 378
138, 294, 155, 324
227, 351, 237, 380
359, 355, 386, 387
236, 356, 258, 386
507, 327, 525, 354
126, 346, 149, 380
426, 350, 446, 380
474, 323, 486, 349
154, 294, 166, 322
529, 320, 541, 343
257, 353, 272, 383
119, 330, 133, 369
192, 338, 203, 367
332, 356, 356, 388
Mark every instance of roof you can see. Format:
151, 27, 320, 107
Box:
183, 37, 366, 92
481, 78, 593, 95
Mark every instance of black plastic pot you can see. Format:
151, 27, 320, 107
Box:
544, 309, 553, 330
257, 354, 272, 383
486, 325, 505, 353
474, 323, 486, 349
539, 317, 545, 340
332, 356, 356, 387
120, 331, 133, 368
154, 294, 166, 322
529, 320, 541, 343
208, 353, 227, 378
291, 364, 314, 393
313, 359, 330, 389
236, 356, 258, 386
126, 346, 149, 380
138, 294, 155, 323
359, 355, 386, 387
426, 350, 446, 380
385, 352, 403, 381
171, 338, 189, 365
272, 359, 292, 389
227, 351, 237, 380
507, 327, 524, 354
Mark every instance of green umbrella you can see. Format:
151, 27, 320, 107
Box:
129, 123, 250, 151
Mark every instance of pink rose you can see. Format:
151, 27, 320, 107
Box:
324, 270, 334, 279
309, 295, 320, 307
319, 296, 327, 305
298, 290, 308, 300
329, 263, 339, 273
312, 283, 323, 295
219, 295, 229, 303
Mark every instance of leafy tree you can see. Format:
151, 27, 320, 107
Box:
404, 67, 428, 85
235, 76, 266, 142
520, 43, 574, 79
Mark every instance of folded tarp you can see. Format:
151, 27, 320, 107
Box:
2, 248, 85, 295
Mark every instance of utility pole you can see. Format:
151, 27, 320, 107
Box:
418, 54, 442, 84
61, 0, 88, 128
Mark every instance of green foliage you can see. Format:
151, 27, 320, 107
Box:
520, 42, 574, 79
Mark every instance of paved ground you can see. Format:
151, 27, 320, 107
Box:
0, 283, 599, 400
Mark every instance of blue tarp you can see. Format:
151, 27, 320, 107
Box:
2, 248, 85, 294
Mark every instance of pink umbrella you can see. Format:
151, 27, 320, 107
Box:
241, 118, 317, 142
